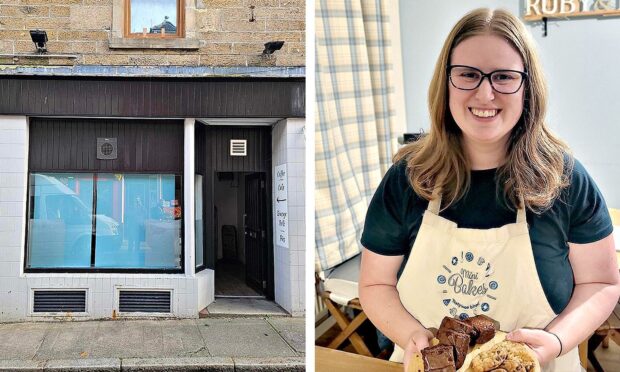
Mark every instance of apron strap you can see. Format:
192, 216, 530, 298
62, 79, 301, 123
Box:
516, 195, 527, 224
428, 191, 442, 215
427, 174, 445, 215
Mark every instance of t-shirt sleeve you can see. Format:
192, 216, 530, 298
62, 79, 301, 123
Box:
360, 161, 411, 256
567, 158, 613, 244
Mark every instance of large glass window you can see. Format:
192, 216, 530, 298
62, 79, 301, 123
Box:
27, 173, 183, 270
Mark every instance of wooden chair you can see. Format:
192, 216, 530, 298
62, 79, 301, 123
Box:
318, 291, 372, 357
316, 254, 373, 357
586, 208, 620, 371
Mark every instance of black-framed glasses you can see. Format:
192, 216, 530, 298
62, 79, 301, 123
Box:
447, 65, 528, 94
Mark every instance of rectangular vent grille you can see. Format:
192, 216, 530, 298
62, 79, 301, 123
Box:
119, 290, 171, 313
230, 139, 247, 156
33, 290, 86, 313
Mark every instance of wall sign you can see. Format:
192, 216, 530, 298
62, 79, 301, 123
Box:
524, 0, 620, 21
275, 164, 289, 248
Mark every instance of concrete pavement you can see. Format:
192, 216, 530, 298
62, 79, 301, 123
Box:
0, 317, 305, 371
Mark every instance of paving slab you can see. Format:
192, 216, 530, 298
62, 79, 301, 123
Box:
205, 299, 288, 317
196, 318, 297, 358
121, 357, 234, 372
0, 322, 49, 360
88, 320, 210, 359
233, 357, 305, 371
0, 318, 305, 370
266, 318, 305, 354
44, 358, 120, 371
33, 321, 101, 360
0, 359, 46, 372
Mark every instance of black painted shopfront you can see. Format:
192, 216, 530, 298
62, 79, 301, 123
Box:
2, 75, 305, 301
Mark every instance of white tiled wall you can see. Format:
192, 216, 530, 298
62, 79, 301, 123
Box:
0, 116, 29, 321
0, 116, 210, 322
272, 118, 305, 317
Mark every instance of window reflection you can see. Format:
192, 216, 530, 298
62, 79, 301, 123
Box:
27, 174, 95, 268
195, 175, 204, 268
27, 173, 182, 270
130, 0, 178, 34
95, 174, 182, 269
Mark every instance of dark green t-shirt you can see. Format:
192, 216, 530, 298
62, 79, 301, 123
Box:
360, 158, 613, 314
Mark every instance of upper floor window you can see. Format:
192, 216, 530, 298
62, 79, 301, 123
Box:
125, 0, 184, 38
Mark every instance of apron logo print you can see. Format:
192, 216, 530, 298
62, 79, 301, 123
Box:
485, 263, 494, 277
437, 252, 498, 318
465, 252, 474, 262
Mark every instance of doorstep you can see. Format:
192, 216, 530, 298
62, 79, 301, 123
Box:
201, 298, 290, 317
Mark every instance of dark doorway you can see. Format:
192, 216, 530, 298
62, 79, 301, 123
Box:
244, 172, 267, 294
214, 171, 267, 298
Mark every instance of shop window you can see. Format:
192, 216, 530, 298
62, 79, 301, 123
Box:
125, 0, 184, 38
195, 175, 204, 269
26, 173, 183, 271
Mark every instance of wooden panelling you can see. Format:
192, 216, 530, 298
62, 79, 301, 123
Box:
0, 77, 305, 118
29, 118, 183, 173
207, 126, 271, 172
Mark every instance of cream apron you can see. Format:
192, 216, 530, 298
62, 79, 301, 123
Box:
389, 190, 582, 372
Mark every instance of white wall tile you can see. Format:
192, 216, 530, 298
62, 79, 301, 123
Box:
0, 144, 26, 158
0, 130, 26, 145
0, 159, 26, 173
0, 188, 26, 202
0, 173, 25, 188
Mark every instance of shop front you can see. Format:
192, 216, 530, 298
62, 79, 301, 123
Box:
0, 75, 305, 320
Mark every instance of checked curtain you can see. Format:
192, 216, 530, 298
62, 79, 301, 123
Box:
315, 0, 402, 272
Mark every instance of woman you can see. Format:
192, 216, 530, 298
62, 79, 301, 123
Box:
359, 8, 620, 372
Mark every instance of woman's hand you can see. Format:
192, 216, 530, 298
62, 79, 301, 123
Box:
403, 328, 434, 372
506, 328, 561, 366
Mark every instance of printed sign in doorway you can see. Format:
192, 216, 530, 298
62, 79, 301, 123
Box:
275, 164, 289, 248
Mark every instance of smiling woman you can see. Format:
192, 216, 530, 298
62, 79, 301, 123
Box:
358, 7, 620, 372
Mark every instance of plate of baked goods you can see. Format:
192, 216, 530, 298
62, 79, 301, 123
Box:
408, 315, 540, 372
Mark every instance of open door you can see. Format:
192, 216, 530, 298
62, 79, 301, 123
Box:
244, 172, 267, 293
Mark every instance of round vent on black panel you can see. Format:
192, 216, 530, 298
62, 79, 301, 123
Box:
97, 138, 117, 160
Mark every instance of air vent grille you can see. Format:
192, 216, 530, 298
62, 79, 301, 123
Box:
119, 290, 171, 313
230, 139, 247, 156
33, 290, 87, 313
97, 137, 117, 160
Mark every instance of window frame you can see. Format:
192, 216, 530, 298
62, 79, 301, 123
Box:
123, 0, 185, 39
24, 171, 185, 274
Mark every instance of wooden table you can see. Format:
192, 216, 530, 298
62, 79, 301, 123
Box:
316, 346, 403, 372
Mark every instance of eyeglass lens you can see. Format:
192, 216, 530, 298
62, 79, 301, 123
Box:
450, 66, 523, 94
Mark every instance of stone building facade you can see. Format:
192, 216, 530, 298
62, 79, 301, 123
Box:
0, 0, 305, 322
0, 0, 304, 67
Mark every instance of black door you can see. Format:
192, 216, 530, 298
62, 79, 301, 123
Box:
244, 172, 266, 293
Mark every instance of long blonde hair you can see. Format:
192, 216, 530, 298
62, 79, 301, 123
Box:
394, 8, 572, 213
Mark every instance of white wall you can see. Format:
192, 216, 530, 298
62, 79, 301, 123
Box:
272, 118, 305, 316
0, 116, 29, 320
399, 0, 620, 207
